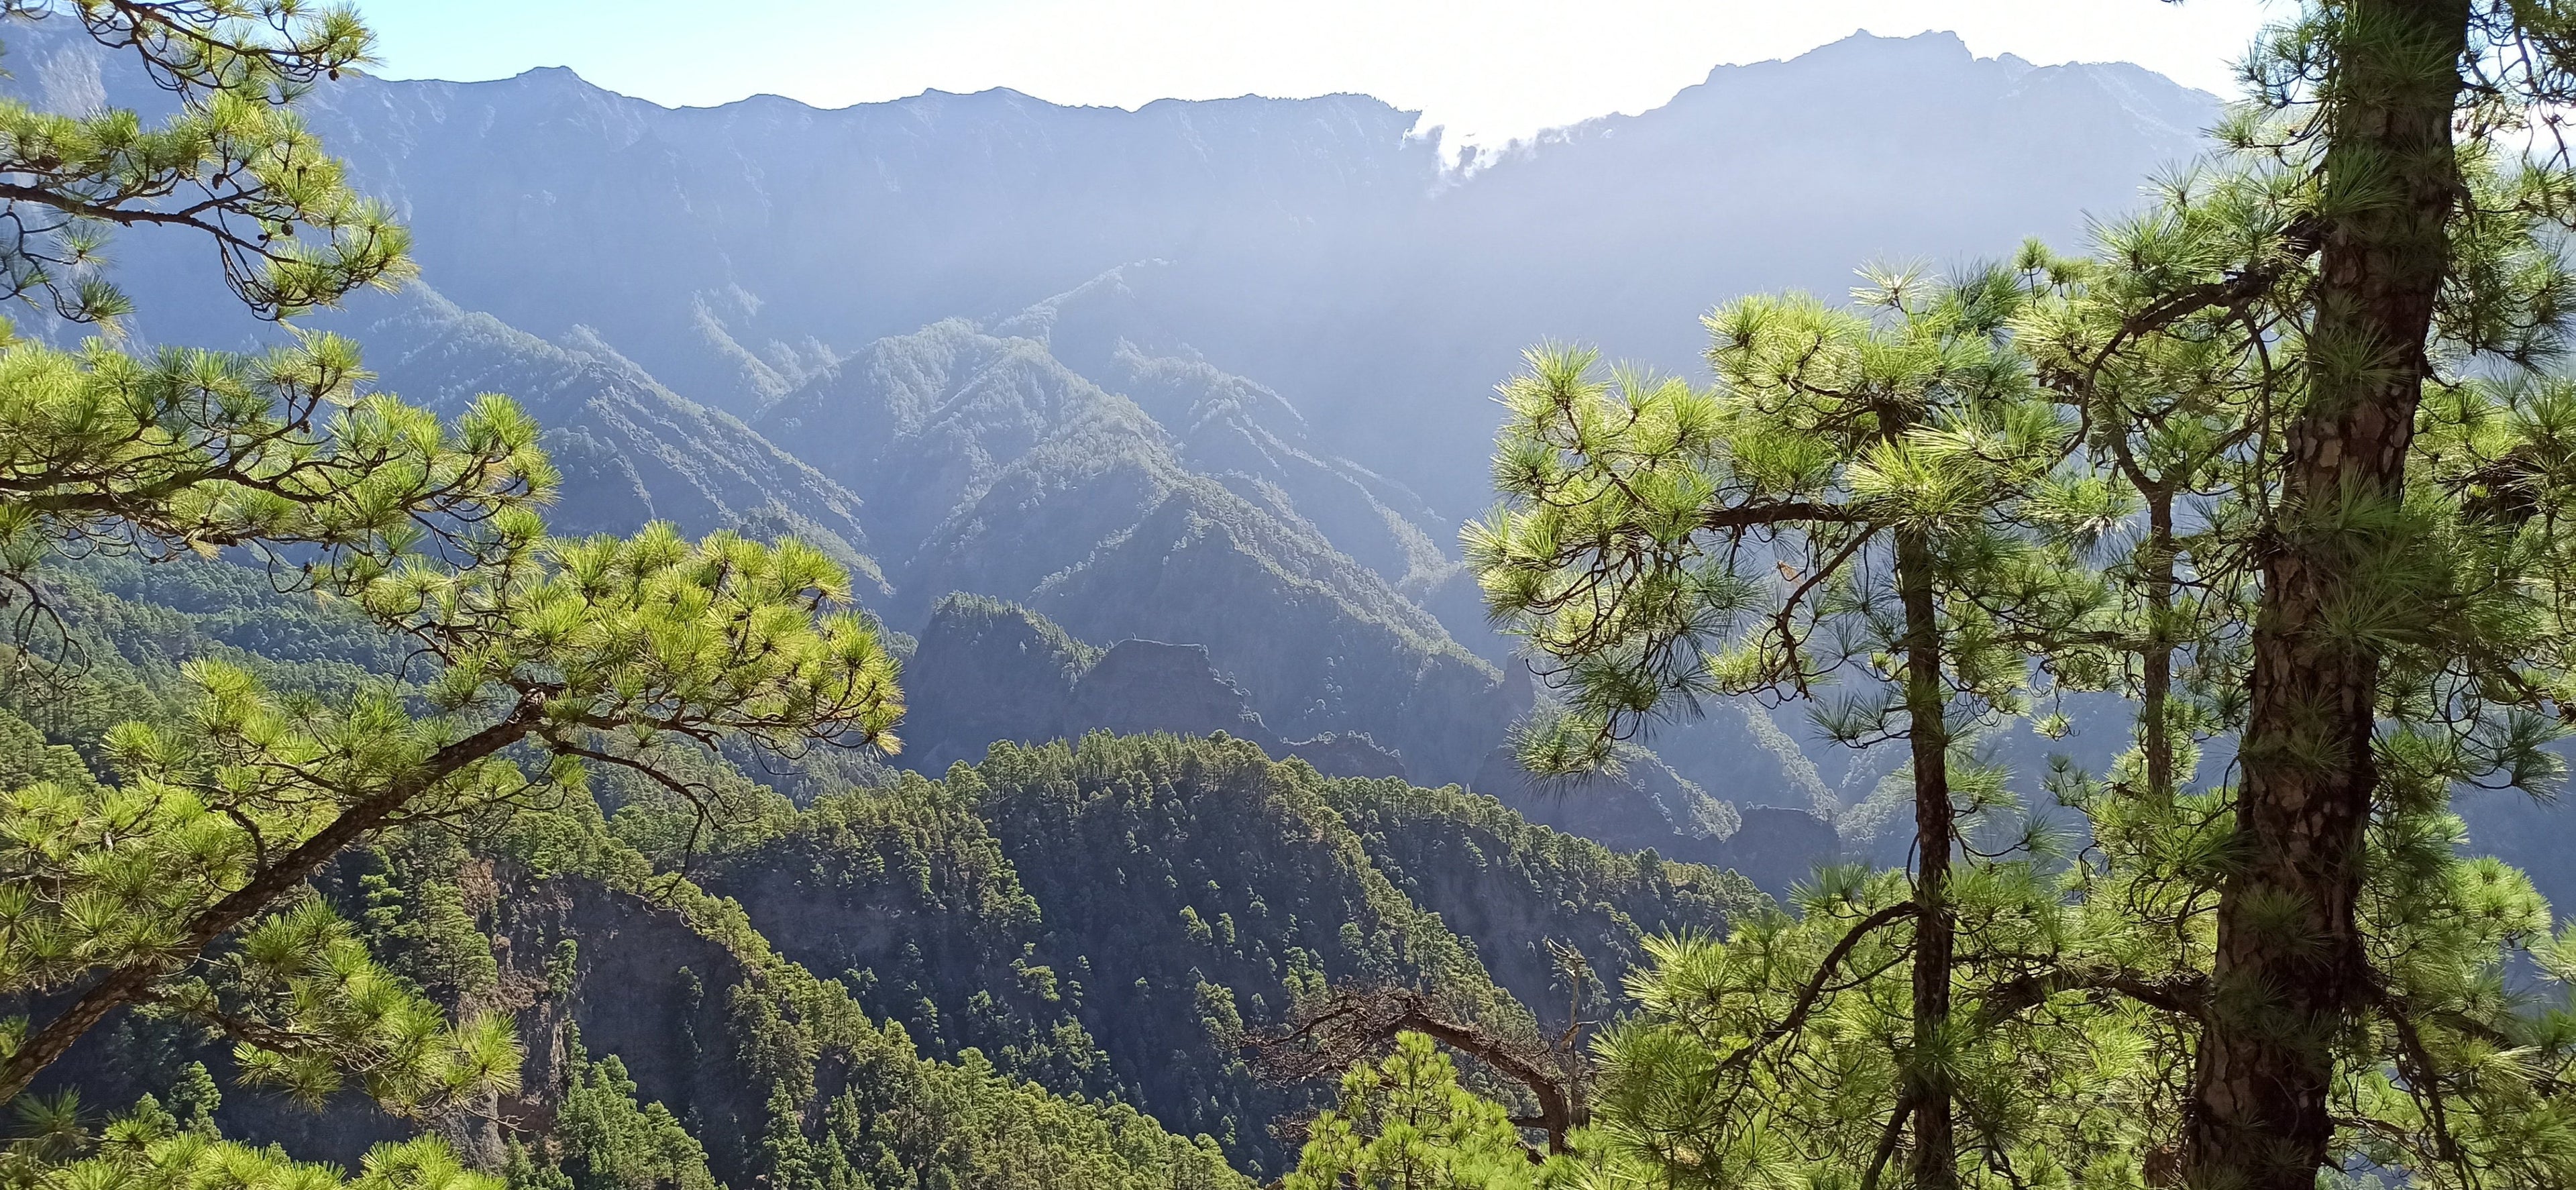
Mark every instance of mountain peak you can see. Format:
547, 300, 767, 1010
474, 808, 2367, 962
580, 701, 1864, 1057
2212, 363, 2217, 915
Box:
504, 63, 590, 85
1784, 28, 1976, 67
913, 85, 1040, 103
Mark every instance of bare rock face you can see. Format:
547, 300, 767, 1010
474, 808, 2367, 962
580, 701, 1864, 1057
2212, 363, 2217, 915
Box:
29, 865, 774, 1181
1278, 732, 1411, 781
476, 873, 764, 1176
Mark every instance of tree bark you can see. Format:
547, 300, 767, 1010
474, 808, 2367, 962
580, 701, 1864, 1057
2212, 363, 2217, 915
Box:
2183, 3, 2470, 1187
2143, 492, 2176, 804
1895, 522, 1957, 1190
1387, 1008, 1579, 1156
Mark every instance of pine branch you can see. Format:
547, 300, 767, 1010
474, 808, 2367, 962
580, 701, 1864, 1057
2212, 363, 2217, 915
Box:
1703, 500, 1868, 533
1709, 901, 1919, 1085
0, 690, 550, 1103
1971, 967, 2211, 1028
2078, 212, 2326, 383
1862, 1092, 1919, 1190
1246, 986, 1582, 1155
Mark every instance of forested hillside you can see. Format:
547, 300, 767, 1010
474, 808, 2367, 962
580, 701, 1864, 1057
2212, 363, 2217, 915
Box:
17, 2, 2576, 1189
9, 553, 1756, 1182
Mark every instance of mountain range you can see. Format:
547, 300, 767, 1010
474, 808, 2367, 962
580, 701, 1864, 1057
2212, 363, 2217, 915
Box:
0, 23, 2234, 869
2, 25, 2341, 1183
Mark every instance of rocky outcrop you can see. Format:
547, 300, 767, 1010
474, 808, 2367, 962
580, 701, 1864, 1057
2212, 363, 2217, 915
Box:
1466, 747, 1837, 897
899, 594, 1410, 780
898, 593, 1101, 773
1064, 639, 1273, 743
27, 864, 767, 1177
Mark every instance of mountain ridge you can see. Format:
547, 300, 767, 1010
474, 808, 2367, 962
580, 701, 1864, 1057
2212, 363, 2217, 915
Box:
0, 4, 2233, 966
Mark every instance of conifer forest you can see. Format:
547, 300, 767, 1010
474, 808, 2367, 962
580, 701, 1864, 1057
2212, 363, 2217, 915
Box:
17, 1, 2576, 1187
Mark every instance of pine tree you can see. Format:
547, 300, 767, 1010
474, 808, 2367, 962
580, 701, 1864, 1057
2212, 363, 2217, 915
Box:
1469, 3, 2576, 1183
2112, 5, 2576, 1184
1467, 266, 2107, 1186
0, 333, 554, 626
763, 1081, 826, 1190
2004, 169, 2310, 1180
0, 0, 906, 1123
1281, 1031, 1539, 1190
1, 1100, 500, 1190
0, 523, 906, 1101
542, 1042, 718, 1190
0, 0, 401, 324
2192, 5, 2481, 1181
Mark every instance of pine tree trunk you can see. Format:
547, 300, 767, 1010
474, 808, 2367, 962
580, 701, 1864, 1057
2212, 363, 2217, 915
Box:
2182, 2, 2469, 1185
1895, 523, 1956, 1190
2143, 491, 2176, 804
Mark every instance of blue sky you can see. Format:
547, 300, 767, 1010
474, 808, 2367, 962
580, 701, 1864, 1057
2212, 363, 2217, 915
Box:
354, 1, 2270, 147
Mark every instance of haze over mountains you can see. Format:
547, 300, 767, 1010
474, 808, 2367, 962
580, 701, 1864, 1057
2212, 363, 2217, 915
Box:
9, 21, 2222, 870
285, 30, 2214, 516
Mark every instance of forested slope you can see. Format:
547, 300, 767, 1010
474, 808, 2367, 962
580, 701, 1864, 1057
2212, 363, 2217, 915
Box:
10, 554, 1759, 1183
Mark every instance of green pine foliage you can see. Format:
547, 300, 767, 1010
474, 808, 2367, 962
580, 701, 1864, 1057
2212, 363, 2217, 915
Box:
0, 710, 95, 797
957, 733, 1528, 1167
1281, 1032, 1542, 1190
49, 734, 1255, 1189
1, 1101, 496, 1190
0, 0, 400, 325
1452, 13, 2576, 1181
4, 625, 1752, 1185
1467, 262, 2122, 1188
0, 0, 892, 1146
49, 1, 2576, 1188
689, 764, 1123, 1101
0, 3, 1744, 1189
479, 792, 1251, 1190
0, 6, 925, 1184
0, 520, 906, 1101
521, 1039, 717, 1190
0, 333, 553, 606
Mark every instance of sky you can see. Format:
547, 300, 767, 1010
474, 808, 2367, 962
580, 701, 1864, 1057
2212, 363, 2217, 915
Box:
354, 1, 2274, 149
